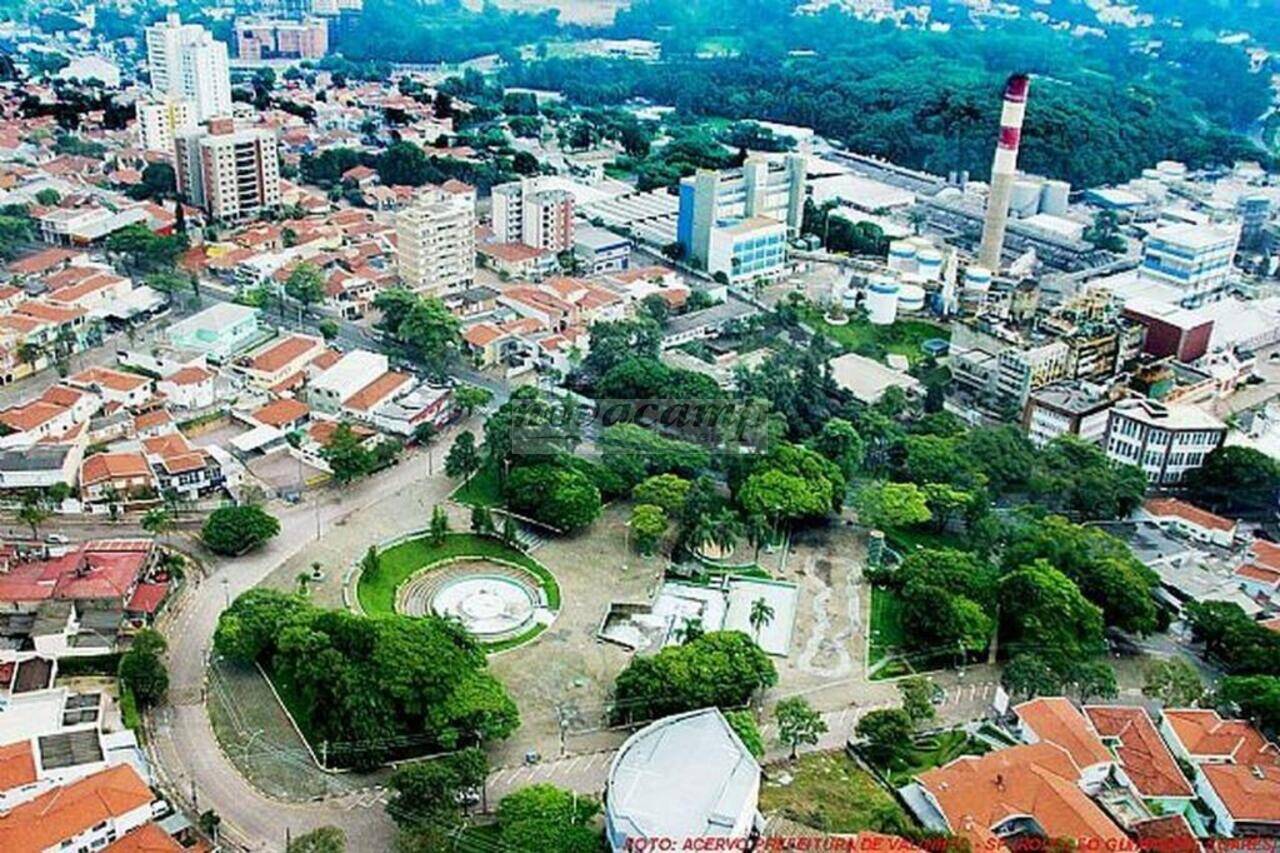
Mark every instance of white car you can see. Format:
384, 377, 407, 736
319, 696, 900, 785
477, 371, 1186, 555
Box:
43, 533, 70, 545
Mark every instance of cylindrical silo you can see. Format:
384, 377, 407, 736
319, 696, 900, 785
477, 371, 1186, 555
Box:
1010, 178, 1042, 218
865, 277, 900, 326
888, 240, 918, 274
961, 265, 992, 313
1040, 180, 1070, 216
898, 281, 926, 314
917, 247, 943, 282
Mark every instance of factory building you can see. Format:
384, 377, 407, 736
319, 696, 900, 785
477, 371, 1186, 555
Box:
677, 154, 806, 270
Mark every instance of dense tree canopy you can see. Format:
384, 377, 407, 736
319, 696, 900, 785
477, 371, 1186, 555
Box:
201, 505, 280, 556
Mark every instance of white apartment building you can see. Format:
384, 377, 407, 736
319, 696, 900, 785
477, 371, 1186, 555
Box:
396, 187, 476, 296
1021, 381, 1115, 448
491, 179, 576, 253
1138, 222, 1240, 307
175, 118, 281, 222
145, 13, 233, 122
135, 96, 196, 154
677, 154, 807, 269
1103, 398, 1226, 484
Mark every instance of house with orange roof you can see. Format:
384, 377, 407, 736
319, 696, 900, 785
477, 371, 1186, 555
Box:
477, 241, 556, 280
45, 273, 133, 313
0, 763, 158, 852
251, 398, 310, 432
1159, 709, 1280, 768
140, 434, 240, 501
0, 740, 39, 809
78, 452, 157, 505
1013, 697, 1115, 791
342, 371, 413, 419
498, 285, 578, 332
235, 333, 325, 389
1197, 762, 1280, 837
67, 367, 153, 409
1140, 498, 1238, 547
103, 821, 184, 852
1260, 616, 1280, 633
156, 365, 217, 410
1234, 562, 1280, 604
0, 400, 78, 449
908, 742, 1126, 851
1083, 706, 1195, 812
7, 247, 80, 278
132, 409, 175, 439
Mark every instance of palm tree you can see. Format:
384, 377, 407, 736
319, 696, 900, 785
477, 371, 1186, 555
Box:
141, 507, 174, 545
749, 597, 775, 643
907, 207, 928, 236
745, 513, 770, 562
17, 496, 50, 541
710, 510, 743, 558
295, 572, 311, 595
685, 513, 718, 558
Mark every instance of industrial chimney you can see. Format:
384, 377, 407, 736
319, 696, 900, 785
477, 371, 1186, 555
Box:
977, 73, 1031, 271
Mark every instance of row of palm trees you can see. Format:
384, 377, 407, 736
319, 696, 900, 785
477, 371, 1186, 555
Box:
682, 508, 774, 563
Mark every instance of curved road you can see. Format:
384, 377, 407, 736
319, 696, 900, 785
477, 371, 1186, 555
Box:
149, 432, 471, 852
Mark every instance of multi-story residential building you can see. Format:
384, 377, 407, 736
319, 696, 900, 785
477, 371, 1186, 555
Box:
135, 96, 196, 154
396, 186, 475, 296
1022, 381, 1116, 447
145, 13, 233, 122
491, 179, 575, 253
677, 154, 806, 269
1103, 398, 1226, 484
174, 118, 280, 222
235, 18, 329, 60
1138, 222, 1239, 307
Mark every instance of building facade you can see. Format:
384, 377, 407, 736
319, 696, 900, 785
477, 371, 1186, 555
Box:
174, 118, 281, 222
677, 154, 806, 269
235, 18, 329, 61
491, 179, 575, 253
1103, 398, 1226, 484
396, 187, 476, 296
1138, 223, 1239, 307
134, 97, 196, 154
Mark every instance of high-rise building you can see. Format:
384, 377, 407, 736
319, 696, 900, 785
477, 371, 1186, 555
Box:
235, 18, 329, 61
396, 185, 477, 296
1138, 222, 1239, 307
145, 13, 233, 122
676, 154, 806, 270
175, 118, 281, 222
1238, 193, 1272, 250
491, 179, 576, 253
135, 96, 196, 153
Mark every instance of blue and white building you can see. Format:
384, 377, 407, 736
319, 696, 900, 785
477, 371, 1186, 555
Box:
705, 216, 788, 285
1138, 222, 1239, 307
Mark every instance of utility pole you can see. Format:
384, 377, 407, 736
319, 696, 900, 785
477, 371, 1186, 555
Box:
190, 779, 198, 812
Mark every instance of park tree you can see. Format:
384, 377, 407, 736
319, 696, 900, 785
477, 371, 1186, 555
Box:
430, 505, 450, 545
632, 473, 691, 516
776, 696, 827, 759
1029, 436, 1147, 520
724, 710, 765, 759
1143, 657, 1207, 708
286, 826, 345, 853
445, 431, 481, 481
318, 319, 339, 342
213, 589, 312, 663
18, 494, 51, 540
201, 505, 281, 556
898, 676, 937, 726
1071, 660, 1119, 702
399, 296, 461, 372
284, 264, 325, 312
469, 504, 494, 536
507, 464, 602, 532
854, 481, 932, 530
496, 785, 601, 853
118, 628, 168, 707
630, 504, 668, 555
453, 384, 493, 416
1002, 653, 1066, 701
749, 597, 775, 643
386, 747, 488, 834
141, 507, 174, 544
807, 417, 865, 478
1185, 601, 1280, 674
738, 469, 830, 530
855, 708, 914, 763
582, 318, 662, 377
611, 631, 777, 724
999, 560, 1105, 671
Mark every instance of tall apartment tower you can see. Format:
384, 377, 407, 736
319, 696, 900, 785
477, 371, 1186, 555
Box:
491, 179, 575, 253
396, 187, 477, 296
174, 118, 281, 222
676, 153, 807, 269
145, 13, 233, 122
135, 97, 196, 153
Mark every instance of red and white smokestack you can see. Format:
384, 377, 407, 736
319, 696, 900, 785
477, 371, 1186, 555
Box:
978, 73, 1031, 271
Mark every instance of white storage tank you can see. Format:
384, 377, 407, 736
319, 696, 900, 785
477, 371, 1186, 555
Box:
917, 247, 944, 282
964, 266, 992, 294
888, 240, 918, 274
865, 277, 900, 326
840, 282, 859, 312
1040, 180, 1070, 216
1010, 178, 1043, 218
898, 280, 926, 314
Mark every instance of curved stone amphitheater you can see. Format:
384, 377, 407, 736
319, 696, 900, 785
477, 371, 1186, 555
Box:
396, 559, 547, 642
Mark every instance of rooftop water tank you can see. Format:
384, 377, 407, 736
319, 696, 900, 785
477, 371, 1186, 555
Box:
866, 277, 900, 326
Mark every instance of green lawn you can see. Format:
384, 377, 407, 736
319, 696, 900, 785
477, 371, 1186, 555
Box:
760, 750, 908, 833
871, 729, 991, 787
358, 533, 560, 616
867, 585, 906, 667
802, 306, 947, 367
452, 464, 504, 508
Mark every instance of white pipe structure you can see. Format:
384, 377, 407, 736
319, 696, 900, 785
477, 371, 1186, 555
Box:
978, 73, 1031, 271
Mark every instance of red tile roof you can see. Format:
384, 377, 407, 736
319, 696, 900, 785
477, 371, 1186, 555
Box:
0, 764, 153, 851
1143, 497, 1235, 533
253, 398, 310, 428
1235, 563, 1280, 587
1083, 705, 1193, 799
126, 581, 169, 614
248, 334, 323, 374
344, 371, 410, 412
1201, 764, 1280, 824
0, 740, 37, 791
1162, 710, 1280, 766
1015, 697, 1113, 771
80, 452, 153, 487
164, 366, 214, 386
104, 822, 183, 852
